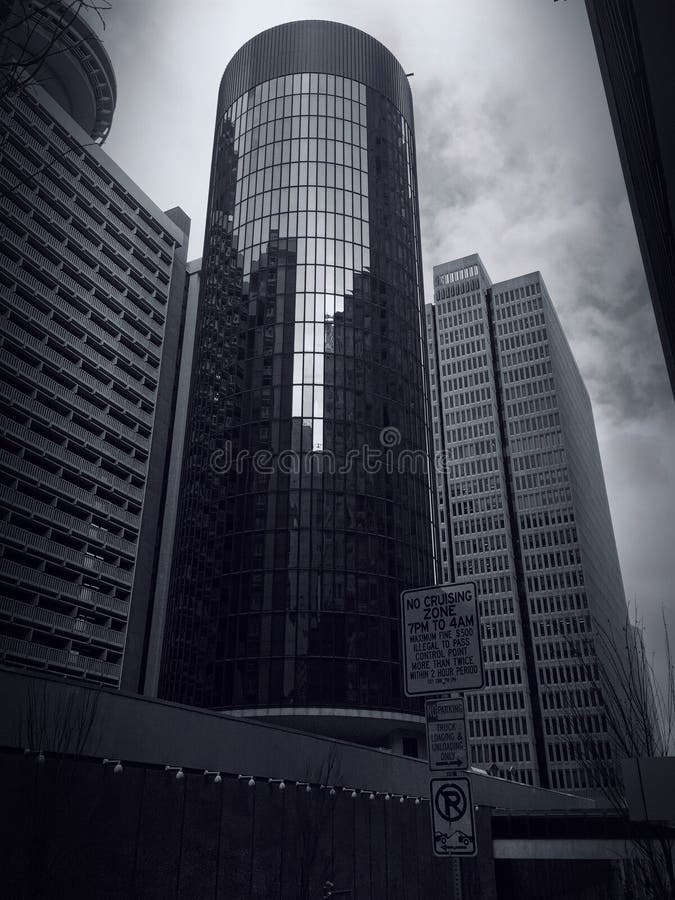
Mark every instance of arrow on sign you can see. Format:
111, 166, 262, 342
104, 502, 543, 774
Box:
443, 759, 463, 769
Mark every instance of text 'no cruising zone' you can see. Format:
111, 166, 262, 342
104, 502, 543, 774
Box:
401, 581, 484, 696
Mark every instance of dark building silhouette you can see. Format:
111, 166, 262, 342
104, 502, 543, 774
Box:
0, 1, 189, 685
157, 22, 436, 751
584, 0, 675, 399
427, 255, 628, 792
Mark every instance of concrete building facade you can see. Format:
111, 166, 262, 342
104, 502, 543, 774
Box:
427, 254, 628, 791
0, 2, 189, 686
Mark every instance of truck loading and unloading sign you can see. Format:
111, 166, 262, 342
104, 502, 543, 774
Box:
426, 697, 469, 771
400, 581, 484, 697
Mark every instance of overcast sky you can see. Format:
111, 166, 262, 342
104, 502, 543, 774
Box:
98, 0, 675, 684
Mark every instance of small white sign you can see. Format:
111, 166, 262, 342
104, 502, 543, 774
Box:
426, 697, 468, 772
430, 776, 477, 858
400, 581, 484, 697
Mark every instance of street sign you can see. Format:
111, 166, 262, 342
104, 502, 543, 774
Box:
430, 776, 477, 858
400, 581, 484, 697
426, 697, 469, 772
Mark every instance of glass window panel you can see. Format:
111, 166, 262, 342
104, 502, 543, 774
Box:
345, 218, 353, 242
335, 268, 344, 295
327, 74, 335, 94
345, 168, 352, 192
316, 240, 325, 265
294, 323, 304, 351
313, 386, 324, 416
316, 212, 325, 237
325, 239, 335, 265
288, 212, 297, 237
292, 384, 302, 416
294, 354, 304, 382
303, 354, 314, 381
293, 73, 301, 93
336, 120, 344, 142
306, 238, 315, 263
325, 266, 335, 293
302, 385, 313, 416
310, 73, 319, 92
345, 242, 353, 268
297, 210, 307, 235
301, 73, 310, 93
354, 220, 361, 245
362, 222, 369, 246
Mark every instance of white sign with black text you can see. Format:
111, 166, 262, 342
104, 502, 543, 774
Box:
401, 581, 484, 697
426, 697, 469, 772
430, 776, 477, 858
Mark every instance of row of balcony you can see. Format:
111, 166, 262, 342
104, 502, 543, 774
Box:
0, 520, 133, 587
0, 447, 141, 530
0, 484, 137, 558
0, 559, 130, 618
3, 107, 174, 289
1, 385, 146, 479
0, 308, 155, 416
1, 351, 150, 455
0, 633, 121, 681
2, 226, 162, 368
1, 596, 126, 649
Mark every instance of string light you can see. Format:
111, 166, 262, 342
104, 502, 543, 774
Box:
165, 765, 184, 780
24, 748, 45, 764
103, 758, 123, 774
204, 770, 222, 783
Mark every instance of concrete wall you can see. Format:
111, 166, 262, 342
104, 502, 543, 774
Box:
0, 668, 621, 900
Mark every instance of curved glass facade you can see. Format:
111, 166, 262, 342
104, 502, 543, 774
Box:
159, 23, 435, 720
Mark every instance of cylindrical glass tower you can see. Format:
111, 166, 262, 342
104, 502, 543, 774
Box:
159, 21, 436, 746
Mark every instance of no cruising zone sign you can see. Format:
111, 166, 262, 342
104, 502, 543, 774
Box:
401, 580, 484, 697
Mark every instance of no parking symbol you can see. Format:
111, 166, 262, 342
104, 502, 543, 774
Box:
429, 776, 477, 857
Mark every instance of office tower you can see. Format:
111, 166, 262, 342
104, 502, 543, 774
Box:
427, 254, 628, 791
584, 0, 675, 399
0, 1, 189, 685
157, 21, 436, 751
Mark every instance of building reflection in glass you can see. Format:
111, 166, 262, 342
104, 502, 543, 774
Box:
159, 40, 436, 725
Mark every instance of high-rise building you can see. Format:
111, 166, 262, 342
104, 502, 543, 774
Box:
156, 21, 436, 752
584, 0, 675, 400
427, 254, 628, 791
0, 1, 189, 686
